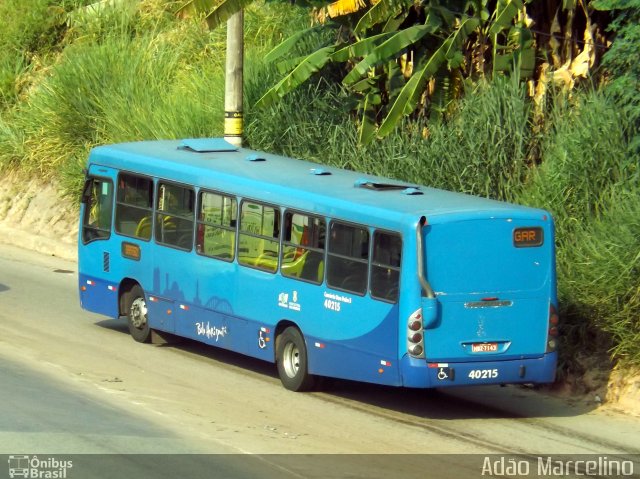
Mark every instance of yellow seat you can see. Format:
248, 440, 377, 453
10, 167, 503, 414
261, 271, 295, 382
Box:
281, 251, 308, 278
135, 215, 176, 241
135, 216, 152, 239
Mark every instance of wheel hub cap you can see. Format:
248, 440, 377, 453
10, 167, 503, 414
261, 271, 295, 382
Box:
130, 298, 148, 329
283, 343, 300, 378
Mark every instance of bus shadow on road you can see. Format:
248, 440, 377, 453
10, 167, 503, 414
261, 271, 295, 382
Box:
95, 318, 279, 379
95, 318, 596, 421
314, 378, 598, 421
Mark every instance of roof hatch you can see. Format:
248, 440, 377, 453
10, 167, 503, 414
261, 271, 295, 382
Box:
310, 168, 331, 176
354, 179, 420, 192
179, 138, 238, 153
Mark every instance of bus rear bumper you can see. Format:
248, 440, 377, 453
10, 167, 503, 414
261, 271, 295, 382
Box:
400, 352, 557, 388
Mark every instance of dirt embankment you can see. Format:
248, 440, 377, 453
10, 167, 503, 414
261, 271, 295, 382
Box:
0, 174, 638, 415
0, 173, 77, 261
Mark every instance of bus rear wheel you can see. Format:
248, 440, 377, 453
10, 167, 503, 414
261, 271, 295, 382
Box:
126, 284, 151, 343
276, 327, 315, 392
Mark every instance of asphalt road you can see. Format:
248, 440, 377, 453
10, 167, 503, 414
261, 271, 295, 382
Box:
0, 243, 638, 479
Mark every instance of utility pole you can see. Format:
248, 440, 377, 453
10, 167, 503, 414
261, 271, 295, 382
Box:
224, 10, 244, 147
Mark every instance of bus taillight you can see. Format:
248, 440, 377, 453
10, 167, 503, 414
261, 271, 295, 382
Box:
547, 304, 559, 352
407, 308, 425, 358
409, 332, 422, 343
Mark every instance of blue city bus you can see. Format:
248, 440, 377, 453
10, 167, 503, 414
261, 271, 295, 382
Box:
78, 138, 558, 391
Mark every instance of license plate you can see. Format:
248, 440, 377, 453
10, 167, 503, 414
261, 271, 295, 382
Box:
471, 342, 498, 353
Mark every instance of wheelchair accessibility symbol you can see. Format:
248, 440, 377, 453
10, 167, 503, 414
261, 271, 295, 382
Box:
437, 367, 449, 380
258, 327, 271, 349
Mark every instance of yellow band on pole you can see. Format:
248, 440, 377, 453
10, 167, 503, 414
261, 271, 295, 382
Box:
224, 111, 243, 136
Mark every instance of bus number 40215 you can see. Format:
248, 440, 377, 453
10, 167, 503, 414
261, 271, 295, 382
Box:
468, 369, 499, 379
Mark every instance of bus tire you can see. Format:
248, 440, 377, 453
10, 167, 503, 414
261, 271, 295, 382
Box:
276, 327, 315, 392
126, 284, 151, 343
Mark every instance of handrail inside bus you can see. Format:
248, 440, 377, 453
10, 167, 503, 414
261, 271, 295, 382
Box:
416, 216, 435, 299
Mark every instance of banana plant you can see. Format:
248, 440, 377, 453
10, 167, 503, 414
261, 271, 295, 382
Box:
488, 0, 536, 79
378, 15, 480, 136
175, 0, 543, 142
261, 0, 540, 141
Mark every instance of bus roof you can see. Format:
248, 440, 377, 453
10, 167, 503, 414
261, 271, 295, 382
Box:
89, 138, 547, 228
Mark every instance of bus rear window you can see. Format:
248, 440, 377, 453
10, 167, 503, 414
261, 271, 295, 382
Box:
370, 231, 401, 303
327, 222, 369, 295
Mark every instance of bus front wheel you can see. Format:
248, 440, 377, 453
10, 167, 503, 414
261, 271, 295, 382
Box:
126, 284, 151, 343
276, 327, 315, 392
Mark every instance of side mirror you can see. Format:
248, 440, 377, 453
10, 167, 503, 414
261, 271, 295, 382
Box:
81, 178, 92, 204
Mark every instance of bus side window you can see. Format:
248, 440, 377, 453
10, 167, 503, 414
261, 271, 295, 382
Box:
155, 182, 195, 251
327, 222, 369, 295
115, 173, 154, 240
370, 231, 401, 303
238, 201, 280, 273
281, 211, 326, 284
82, 178, 113, 243
196, 190, 237, 261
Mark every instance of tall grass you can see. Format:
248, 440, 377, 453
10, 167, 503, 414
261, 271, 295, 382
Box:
565, 185, 640, 365
522, 91, 636, 226
0, 0, 95, 107
0, 31, 224, 188
0, 1, 310, 197
247, 75, 532, 203
519, 89, 640, 367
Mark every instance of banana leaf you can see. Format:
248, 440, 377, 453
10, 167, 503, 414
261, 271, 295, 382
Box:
378, 17, 479, 138
382, 10, 410, 33
488, 0, 523, 36
256, 45, 337, 108
274, 55, 313, 74
342, 23, 440, 86
386, 59, 404, 102
354, 0, 413, 35
204, 0, 258, 29
350, 77, 380, 93
176, 0, 217, 16
265, 25, 329, 63
358, 92, 381, 144
331, 32, 395, 62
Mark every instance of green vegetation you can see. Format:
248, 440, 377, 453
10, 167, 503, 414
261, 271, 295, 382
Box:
0, 0, 638, 376
522, 89, 639, 374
